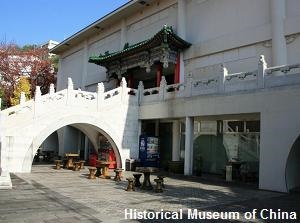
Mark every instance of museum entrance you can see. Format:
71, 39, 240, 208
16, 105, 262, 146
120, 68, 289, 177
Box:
89, 25, 191, 91
122, 62, 175, 89
193, 119, 260, 183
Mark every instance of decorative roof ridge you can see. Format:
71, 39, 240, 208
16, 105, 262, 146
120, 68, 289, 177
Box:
89, 25, 191, 64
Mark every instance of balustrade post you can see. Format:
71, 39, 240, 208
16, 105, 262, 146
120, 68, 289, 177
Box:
219, 64, 227, 93
258, 55, 267, 88
0, 114, 9, 177
97, 82, 104, 111
49, 83, 55, 95
159, 76, 167, 100
185, 73, 193, 97
34, 86, 42, 102
120, 77, 128, 102
138, 81, 144, 104
66, 77, 74, 105
34, 86, 42, 118
19, 92, 26, 105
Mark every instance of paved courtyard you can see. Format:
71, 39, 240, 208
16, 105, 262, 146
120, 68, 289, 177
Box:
0, 165, 299, 223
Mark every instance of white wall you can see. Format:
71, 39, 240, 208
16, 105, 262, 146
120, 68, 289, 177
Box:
184, 0, 272, 78
286, 0, 300, 19
56, 0, 177, 92
56, 0, 300, 91
186, 0, 270, 44
184, 0, 300, 73
287, 37, 300, 65
127, 5, 177, 44
188, 44, 272, 80
59, 49, 83, 90
87, 31, 121, 90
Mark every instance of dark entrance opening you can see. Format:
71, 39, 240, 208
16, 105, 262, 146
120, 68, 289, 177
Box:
286, 135, 300, 191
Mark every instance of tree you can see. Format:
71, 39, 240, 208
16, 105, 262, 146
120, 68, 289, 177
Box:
0, 41, 56, 108
0, 87, 5, 109
10, 77, 31, 106
50, 55, 59, 73
21, 44, 38, 51
27, 47, 57, 97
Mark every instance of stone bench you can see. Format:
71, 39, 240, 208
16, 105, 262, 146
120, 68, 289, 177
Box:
73, 162, 80, 171
114, 168, 123, 181
126, 178, 135, 191
88, 167, 97, 179
157, 175, 166, 188
154, 178, 163, 193
133, 173, 142, 187
79, 160, 85, 170
54, 160, 62, 170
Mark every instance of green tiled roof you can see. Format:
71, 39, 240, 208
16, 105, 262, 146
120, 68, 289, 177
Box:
88, 25, 191, 66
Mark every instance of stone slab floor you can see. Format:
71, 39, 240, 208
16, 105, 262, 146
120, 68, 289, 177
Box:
0, 165, 299, 223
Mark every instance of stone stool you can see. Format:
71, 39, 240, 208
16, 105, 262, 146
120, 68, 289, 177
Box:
95, 166, 102, 177
54, 160, 62, 170
154, 178, 163, 193
79, 160, 85, 170
114, 169, 123, 181
126, 178, 135, 191
73, 162, 80, 171
116, 168, 124, 178
88, 167, 97, 179
158, 175, 166, 188
133, 173, 142, 187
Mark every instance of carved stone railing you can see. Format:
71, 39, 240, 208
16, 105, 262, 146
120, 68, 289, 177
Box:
138, 55, 300, 104
143, 87, 160, 96
2, 56, 300, 115
103, 87, 121, 100
264, 63, 300, 88
224, 70, 258, 92
139, 77, 185, 102
192, 76, 219, 95
166, 83, 183, 92
265, 63, 300, 75
0, 77, 138, 122
0, 101, 34, 117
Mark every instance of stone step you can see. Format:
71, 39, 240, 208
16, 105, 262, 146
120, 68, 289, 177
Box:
0, 171, 12, 189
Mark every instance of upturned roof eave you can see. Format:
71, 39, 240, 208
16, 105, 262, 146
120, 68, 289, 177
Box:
88, 26, 191, 66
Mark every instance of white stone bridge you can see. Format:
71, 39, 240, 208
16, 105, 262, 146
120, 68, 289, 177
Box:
1, 56, 300, 193
0, 78, 140, 189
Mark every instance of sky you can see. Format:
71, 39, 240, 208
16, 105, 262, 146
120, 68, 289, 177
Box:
0, 0, 129, 47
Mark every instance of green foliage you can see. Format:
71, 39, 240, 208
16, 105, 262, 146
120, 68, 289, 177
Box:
10, 77, 31, 106
1, 41, 57, 107
50, 55, 59, 72
21, 44, 38, 51
0, 88, 4, 109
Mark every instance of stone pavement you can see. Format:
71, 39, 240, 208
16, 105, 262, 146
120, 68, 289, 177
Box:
0, 165, 299, 223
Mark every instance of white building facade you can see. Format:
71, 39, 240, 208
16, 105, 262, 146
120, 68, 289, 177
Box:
1, 0, 300, 192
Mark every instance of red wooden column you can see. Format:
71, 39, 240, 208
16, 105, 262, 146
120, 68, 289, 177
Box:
174, 53, 180, 84
128, 73, 134, 88
156, 63, 163, 87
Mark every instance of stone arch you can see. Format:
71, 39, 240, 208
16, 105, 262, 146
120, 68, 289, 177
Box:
285, 135, 300, 191
69, 124, 98, 154
21, 114, 123, 172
